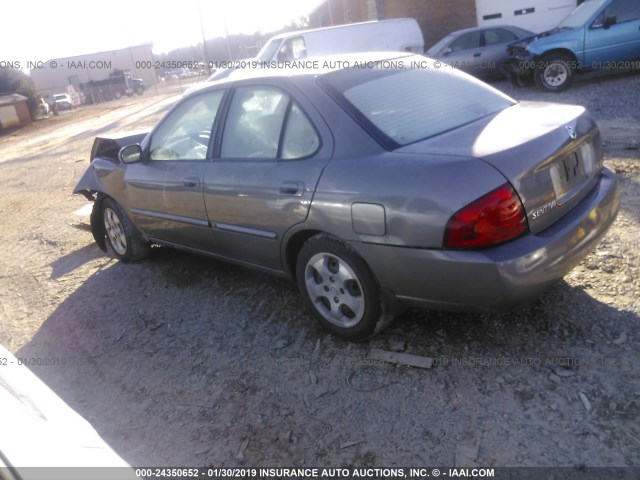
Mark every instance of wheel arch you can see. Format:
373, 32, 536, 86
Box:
283, 229, 405, 317
283, 228, 323, 280
90, 192, 108, 252
536, 48, 578, 63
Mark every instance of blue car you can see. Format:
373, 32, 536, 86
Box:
505, 0, 640, 91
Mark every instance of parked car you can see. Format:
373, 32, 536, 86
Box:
52, 93, 72, 110
74, 52, 619, 340
426, 25, 534, 78
504, 0, 640, 91
0, 344, 136, 475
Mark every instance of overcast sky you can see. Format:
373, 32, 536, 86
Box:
2, 0, 323, 65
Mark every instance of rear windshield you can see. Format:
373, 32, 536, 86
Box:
320, 62, 515, 148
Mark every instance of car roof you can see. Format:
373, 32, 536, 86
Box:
265, 18, 416, 41
191, 51, 415, 93
446, 25, 528, 36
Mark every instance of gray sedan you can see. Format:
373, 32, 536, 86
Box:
426, 25, 534, 77
74, 52, 619, 340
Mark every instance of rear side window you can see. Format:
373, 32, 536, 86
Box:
221, 87, 288, 159
321, 63, 515, 148
281, 103, 320, 160
220, 85, 320, 160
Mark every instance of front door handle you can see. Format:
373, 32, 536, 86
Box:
183, 177, 201, 188
279, 181, 304, 196
473, 52, 481, 57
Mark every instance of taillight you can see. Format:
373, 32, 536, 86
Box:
444, 183, 528, 249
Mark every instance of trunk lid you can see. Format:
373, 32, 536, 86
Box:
397, 101, 603, 234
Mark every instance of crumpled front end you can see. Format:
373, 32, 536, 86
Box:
73, 132, 148, 251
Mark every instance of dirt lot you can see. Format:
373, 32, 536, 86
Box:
1, 72, 639, 469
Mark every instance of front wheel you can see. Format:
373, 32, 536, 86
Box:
534, 53, 575, 92
296, 235, 393, 340
101, 198, 150, 262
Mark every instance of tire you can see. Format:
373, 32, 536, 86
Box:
534, 53, 575, 92
113, 90, 122, 100
101, 198, 150, 262
296, 234, 394, 340
135, 86, 144, 96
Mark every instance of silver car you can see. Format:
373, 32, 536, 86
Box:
74, 52, 619, 340
427, 25, 534, 77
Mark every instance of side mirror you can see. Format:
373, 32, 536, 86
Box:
119, 144, 142, 164
603, 16, 617, 28
442, 47, 453, 56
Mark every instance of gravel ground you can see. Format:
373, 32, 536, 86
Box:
0, 70, 638, 469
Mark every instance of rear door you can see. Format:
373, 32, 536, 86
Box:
584, 0, 640, 65
480, 28, 520, 72
203, 81, 333, 270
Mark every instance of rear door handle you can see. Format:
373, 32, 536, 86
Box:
279, 181, 304, 196
183, 177, 201, 188
473, 52, 482, 57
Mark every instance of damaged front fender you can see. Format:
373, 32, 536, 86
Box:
74, 137, 146, 250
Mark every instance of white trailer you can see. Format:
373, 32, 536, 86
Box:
476, 0, 578, 33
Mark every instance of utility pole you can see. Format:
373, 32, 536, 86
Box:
199, 0, 211, 75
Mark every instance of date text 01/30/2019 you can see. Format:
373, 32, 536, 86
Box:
135, 467, 496, 479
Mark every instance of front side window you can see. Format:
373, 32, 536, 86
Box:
321, 63, 515, 147
450, 31, 482, 52
484, 29, 518, 46
277, 37, 308, 62
558, 0, 607, 28
604, 0, 640, 23
220, 86, 320, 160
150, 90, 224, 161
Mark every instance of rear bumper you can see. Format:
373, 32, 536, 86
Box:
350, 167, 620, 312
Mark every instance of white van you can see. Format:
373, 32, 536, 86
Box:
209, 18, 424, 80
257, 18, 424, 63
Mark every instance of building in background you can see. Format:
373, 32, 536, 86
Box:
476, 0, 578, 32
308, 0, 478, 50
30, 44, 155, 99
309, 0, 581, 50
0, 94, 31, 130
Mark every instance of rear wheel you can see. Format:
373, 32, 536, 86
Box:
101, 198, 149, 262
296, 235, 393, 340
535, 53, 575, 92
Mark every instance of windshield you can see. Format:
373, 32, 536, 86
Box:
256, 38, 282, 62
557, 0, 607, 29
321, 61, 515, 147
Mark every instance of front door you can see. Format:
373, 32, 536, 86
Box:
584, 0, 640, 65
125, 89, 226, 251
